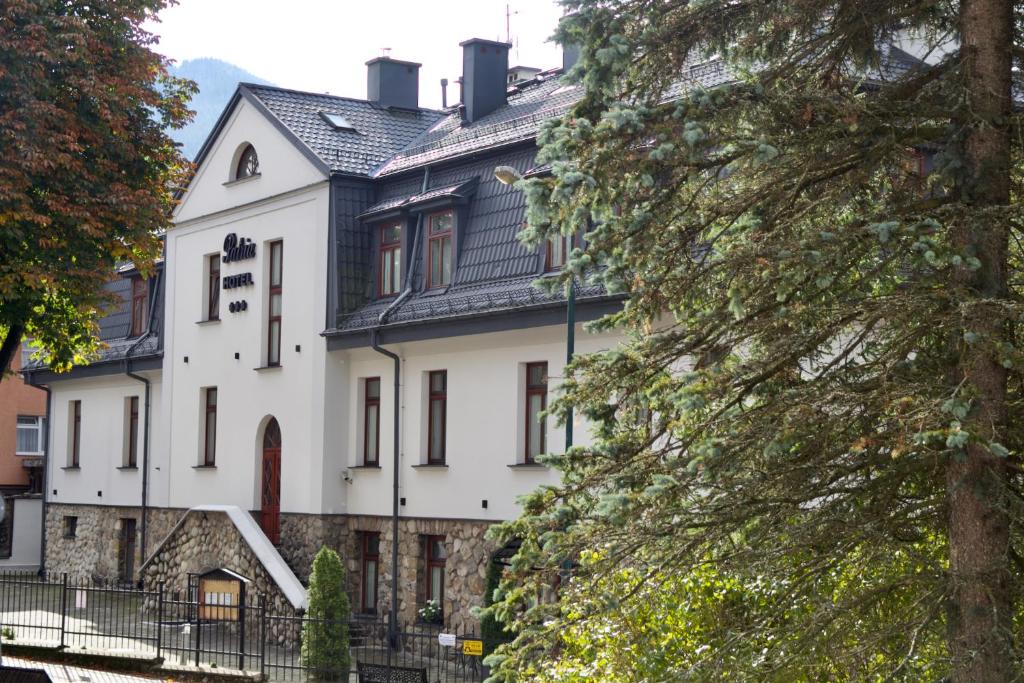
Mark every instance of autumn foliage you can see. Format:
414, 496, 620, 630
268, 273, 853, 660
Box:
0, 0, 194, 374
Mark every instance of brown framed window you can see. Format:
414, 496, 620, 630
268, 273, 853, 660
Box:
525, 362, 548, 463
69, 400, 81, 467
379, 224, 402, 297
207, 255, 221, 321
126, 396, 139, 467
427, 371, 447, 464
427, 211, 453, 289
130, 277, 149, 337
360, 532, 381, 614
267, 240, 283, 366
203, 387, 217, 466
425, 535, 447, 609
546, 234, 572, 271
364, 378, 380, 466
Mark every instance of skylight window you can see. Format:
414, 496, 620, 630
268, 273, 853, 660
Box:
320, 111, 356, 131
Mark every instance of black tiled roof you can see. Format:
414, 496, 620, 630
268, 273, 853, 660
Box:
375, 73, 583, 176
23, 269, 164, 374
242, 84, 443, 176
359, 178, 478, 219
335, 277, 607, 334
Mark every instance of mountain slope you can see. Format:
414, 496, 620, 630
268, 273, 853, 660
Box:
168, 58, 273, 159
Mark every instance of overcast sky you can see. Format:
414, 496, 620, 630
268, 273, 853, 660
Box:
145, 0, 566, 109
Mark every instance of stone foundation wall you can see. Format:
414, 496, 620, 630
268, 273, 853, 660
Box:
277, 513, 351, 581
140, 509, 300, 643
44, 503, 182, 582
345, 516, 497, 632
45, 504, 499, 632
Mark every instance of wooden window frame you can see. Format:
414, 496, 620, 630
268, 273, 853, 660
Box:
364, 378, 380, 466
425, 535, 447, 608
545, 234, 571, 271
70, 400, 81, 467
426, 211, 453, 290
525, 362, 548, 463
207, 254, 221, 321
360, 531, 381, 614
126, 396, 139, 467
130, 276, 149, 337
203, 387, 217, 466
267, 241, 283, 367
427, 370, 447, 464
378, 224, 402, 297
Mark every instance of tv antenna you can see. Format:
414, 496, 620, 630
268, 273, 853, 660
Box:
505, 4, 519, 44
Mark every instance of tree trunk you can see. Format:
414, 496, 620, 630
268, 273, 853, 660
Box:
947, 0, 1014, 680
0, 323, 24, 382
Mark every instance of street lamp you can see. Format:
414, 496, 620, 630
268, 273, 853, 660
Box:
494, 165, 576, 450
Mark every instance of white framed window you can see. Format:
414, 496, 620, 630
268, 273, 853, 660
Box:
16, 415, 46, 455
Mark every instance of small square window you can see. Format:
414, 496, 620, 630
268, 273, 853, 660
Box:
63, 516, 78, 539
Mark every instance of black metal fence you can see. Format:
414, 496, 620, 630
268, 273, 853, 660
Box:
0, 571, 488, 682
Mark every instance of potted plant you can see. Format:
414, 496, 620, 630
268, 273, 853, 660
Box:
417, 599, 443, 625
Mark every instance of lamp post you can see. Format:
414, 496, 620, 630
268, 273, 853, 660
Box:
493, 165, 576, 448
565, 278, 575, 450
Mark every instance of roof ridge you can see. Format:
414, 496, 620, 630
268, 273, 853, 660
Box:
240, 81, 445, 114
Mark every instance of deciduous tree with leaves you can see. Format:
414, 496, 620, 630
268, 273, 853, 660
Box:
488, 1, 1024, 680
0, 0, 193, 377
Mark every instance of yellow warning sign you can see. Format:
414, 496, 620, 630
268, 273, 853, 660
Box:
463, 639, 484, 656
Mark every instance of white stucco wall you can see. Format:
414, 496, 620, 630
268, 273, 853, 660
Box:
165, 187, 330, 514
336, 323, 619, 522
45, 371, 164, 508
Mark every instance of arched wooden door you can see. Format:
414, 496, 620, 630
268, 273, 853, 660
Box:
261, 418, 282, 545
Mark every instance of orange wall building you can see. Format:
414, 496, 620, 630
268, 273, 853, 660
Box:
1, 343, 47, 492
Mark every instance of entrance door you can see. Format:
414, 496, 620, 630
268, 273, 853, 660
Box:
261, 418, 282, 545
118, 518, 137, 584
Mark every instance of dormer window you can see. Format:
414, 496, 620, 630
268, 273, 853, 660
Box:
427, 210, 453, 289
235, 144, 260, 180
130, 276, 148, 337
546, 232, 579, 271
379, 224, 402, 297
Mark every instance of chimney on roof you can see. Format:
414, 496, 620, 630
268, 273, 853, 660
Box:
366, 56, 421, 110
460, 38, 511, 123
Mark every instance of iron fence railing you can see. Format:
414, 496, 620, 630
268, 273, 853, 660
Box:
0, 570, 487, 682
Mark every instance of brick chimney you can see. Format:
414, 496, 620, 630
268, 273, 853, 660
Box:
366, 57, 421, 110
459, 38, 511, 123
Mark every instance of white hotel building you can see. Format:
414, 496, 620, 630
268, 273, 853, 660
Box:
23, 40, 635, 626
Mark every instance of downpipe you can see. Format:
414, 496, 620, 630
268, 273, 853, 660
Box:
370, 165, 429, 647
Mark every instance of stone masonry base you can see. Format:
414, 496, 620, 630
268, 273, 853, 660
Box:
44, 503, 497, 631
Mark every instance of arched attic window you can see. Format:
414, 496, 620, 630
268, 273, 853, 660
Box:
235, 144, 260, 180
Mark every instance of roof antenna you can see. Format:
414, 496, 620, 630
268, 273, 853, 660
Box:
440, 78, 449, 108
505, 4, 519, 43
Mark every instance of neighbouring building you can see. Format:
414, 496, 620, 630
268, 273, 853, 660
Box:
0, 343, 47, 569
23, 37, 755, 627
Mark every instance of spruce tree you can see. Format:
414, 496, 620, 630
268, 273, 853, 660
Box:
302, 547, 351, 681
489, 1, 1022, 680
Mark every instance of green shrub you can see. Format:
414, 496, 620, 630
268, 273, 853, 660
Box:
480, 559, 513, 657
301, 546, 351, 680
